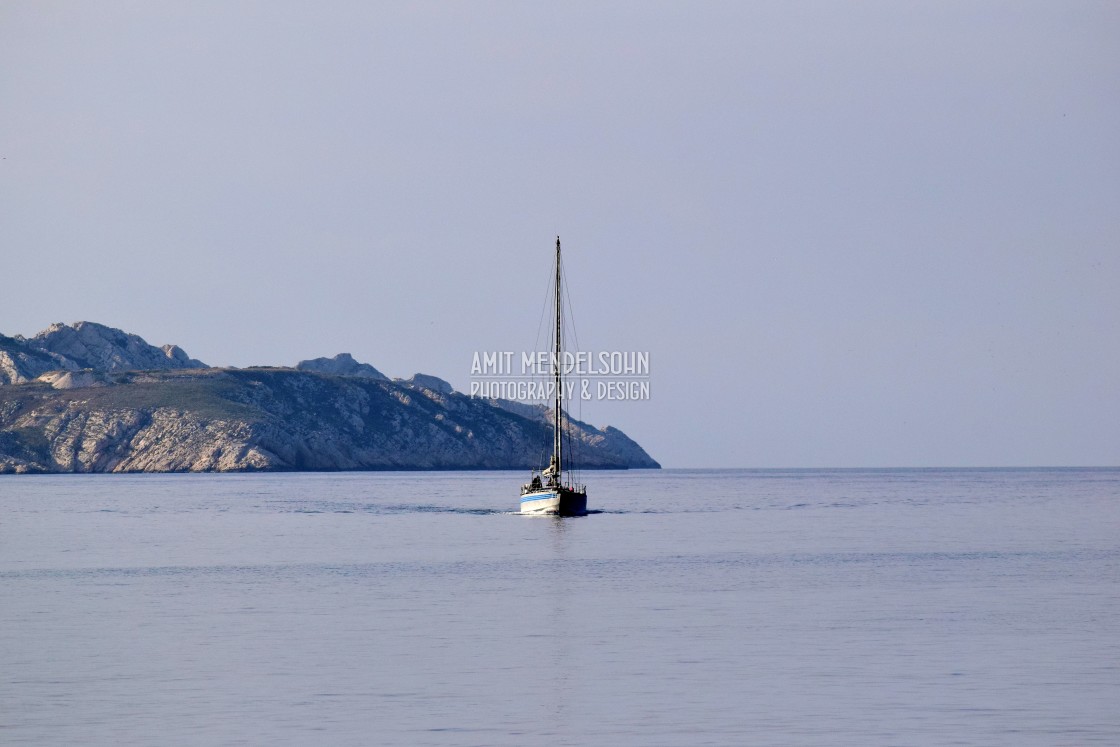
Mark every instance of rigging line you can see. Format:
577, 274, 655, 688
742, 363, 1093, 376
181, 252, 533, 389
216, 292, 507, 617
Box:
559, 253, 584, 487
560, 263, 572, 485
565, 419, 578, 487
523, 244, 556, 475
559, 256, 581, 355
531, 256, 554, 377
529, 248, 555, 475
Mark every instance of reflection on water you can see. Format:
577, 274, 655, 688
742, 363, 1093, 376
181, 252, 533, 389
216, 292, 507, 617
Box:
546, 516, 574, 734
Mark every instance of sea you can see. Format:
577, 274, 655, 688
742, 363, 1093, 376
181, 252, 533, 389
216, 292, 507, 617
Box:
1, 468, 1118, 746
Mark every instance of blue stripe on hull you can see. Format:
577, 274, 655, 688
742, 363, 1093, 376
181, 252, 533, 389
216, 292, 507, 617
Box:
520, 491, 558, 504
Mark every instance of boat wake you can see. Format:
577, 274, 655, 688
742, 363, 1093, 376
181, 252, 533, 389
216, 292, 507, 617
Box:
271, 501, 507, 516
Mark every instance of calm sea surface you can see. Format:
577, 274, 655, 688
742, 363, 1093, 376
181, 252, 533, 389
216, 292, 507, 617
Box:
1, 468, 1118, 746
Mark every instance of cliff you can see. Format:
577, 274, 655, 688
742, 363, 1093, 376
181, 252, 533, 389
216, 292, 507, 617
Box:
1, 321, 205, 385
0, 323, 660, 474
295, 353, 388, 380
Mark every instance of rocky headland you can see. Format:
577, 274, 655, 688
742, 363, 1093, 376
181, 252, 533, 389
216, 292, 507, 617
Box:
0, 322, 659, 474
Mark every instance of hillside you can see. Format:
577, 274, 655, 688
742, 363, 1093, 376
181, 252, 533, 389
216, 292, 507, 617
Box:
0, 323, 659, 474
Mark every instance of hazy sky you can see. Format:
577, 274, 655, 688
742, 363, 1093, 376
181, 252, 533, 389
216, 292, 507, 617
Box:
2, 2, 1118, 467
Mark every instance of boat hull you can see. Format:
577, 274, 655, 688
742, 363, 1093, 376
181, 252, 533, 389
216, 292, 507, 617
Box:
519, 488, 588, 516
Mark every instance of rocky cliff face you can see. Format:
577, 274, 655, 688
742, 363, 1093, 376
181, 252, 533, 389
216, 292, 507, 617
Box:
401, 373, 454, 396
0, 368, 660, 474
0, 322, 659, 474
0, 322, 205, 385
296, 353, 387, 380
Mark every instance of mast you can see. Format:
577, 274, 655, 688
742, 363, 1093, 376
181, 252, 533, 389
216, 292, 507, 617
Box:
553, 236, 563, 481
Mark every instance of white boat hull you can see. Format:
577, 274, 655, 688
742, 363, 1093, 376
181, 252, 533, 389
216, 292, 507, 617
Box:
519, 488, 588, 516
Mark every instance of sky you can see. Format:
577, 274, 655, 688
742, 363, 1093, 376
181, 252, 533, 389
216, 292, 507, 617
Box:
1, 1, 1118, 468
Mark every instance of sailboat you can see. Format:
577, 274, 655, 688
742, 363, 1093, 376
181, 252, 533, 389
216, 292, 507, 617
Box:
519, 237, 588, 516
